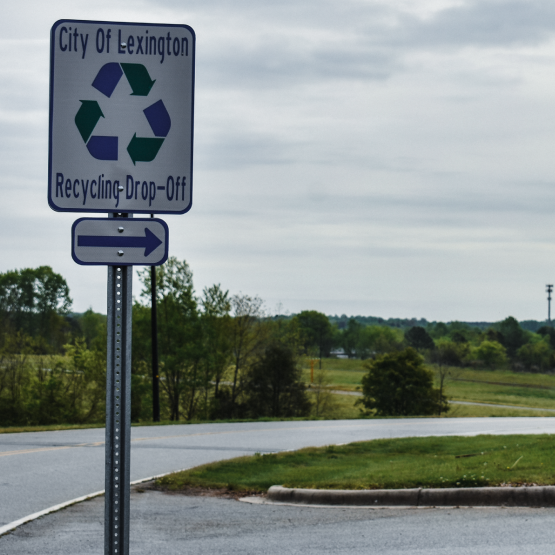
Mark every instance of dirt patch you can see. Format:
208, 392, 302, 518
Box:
139, 481, 266, 501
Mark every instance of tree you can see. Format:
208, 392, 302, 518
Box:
0, 336, 106, 427
484, 329, 504, 344
218, 294, 268, 419
77, 308, 106, 349
356, 325, 404, 359
244, 344, 311, 418
516, 338, 551, 372
358, 348, 448, 416
310, 367, 339, 418
429, 338, 466, 415
404, 326, 435, 351
138, 257, 203, 421
451, 332, 467, 344
537, 326, 555, 349
199, 284, 232, 419
294, 310, 334, 366
130, 302, 154, 422
430, 338, 467, 368
0, 333, 34, 425
428, 322, 449, 339
341, 319, 362, 358
471, 340, 507, 369
0, 266, 72, 351
498, 317, 527, 358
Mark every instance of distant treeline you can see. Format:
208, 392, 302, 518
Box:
317, 315, 546, 333
0, 262, 552, 427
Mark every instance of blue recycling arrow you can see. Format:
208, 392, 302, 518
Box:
77, 228, 162, 256
143, 100, 171, 137
92, 63, 123, 98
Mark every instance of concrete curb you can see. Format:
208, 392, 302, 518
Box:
267, 485, 555, 507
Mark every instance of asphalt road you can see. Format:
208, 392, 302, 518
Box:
3, 417, 555, 530
3, 486, 555, 555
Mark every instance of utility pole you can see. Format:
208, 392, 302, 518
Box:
151, 214, 160, 422
547, 285, 553, 327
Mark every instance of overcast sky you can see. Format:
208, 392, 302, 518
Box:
2, 0, 555, 322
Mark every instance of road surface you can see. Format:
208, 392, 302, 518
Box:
2, 417, 555, 529
3, 486, 555, 554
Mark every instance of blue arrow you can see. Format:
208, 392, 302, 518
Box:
143, 100, 171, 137
87, 136, 118, 160
92, 63, 124, 98
77, 228, 163, 256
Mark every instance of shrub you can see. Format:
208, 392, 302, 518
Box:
358, 347, 449, 416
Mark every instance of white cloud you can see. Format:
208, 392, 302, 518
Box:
1, 0, 555, 321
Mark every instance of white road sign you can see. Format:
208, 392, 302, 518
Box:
49, 20, 195, 214
72, 218, 169, 265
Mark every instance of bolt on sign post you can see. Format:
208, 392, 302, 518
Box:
49, 19, 195, 555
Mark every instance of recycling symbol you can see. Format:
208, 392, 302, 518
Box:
74, 63, 171, 165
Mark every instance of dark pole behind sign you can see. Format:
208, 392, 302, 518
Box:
151, 214, 161, 422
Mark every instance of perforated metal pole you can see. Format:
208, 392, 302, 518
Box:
105, 215, 133, 555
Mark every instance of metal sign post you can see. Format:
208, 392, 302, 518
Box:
105, 243, 133, 555
49, 19, 195, 555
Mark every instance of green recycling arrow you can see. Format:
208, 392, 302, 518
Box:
121, 63, 156, 96
127, 134, 164, 165
75, 101, 104, 143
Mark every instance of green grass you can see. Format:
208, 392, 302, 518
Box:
446, 404, 555, 418
307, 389, 360, 419
302, 359, 555, 416
327, 392, 555, 418
443, 368, 555, 409
303, 358, 366, 391
156, 434, 555, 493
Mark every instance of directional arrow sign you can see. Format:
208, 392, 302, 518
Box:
72, 218, 168, 266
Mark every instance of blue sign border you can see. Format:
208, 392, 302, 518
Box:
49, 19, 195, 215
71, 217, 169, 266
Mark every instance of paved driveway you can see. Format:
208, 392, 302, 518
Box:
2, 417, 555, 528
3, 486, 555, 555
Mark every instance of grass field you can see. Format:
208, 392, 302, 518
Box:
156, 434, 555, 493
303, 358, 555, 417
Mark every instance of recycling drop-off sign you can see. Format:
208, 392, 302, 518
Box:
49, 20, 195, 214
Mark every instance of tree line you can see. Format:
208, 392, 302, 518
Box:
301, 313, 555, 373
0, 262, 550, 426
0, 261, 314, 425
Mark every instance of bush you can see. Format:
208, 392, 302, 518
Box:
358, 348, 449, 416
